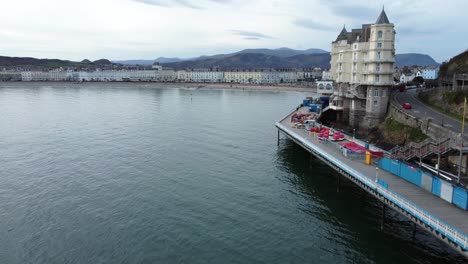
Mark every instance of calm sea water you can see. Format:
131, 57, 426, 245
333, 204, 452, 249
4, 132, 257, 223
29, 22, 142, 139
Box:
0, 83, 463, 263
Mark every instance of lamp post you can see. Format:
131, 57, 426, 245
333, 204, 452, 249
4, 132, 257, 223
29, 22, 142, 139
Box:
375, 167, 379, 183
458, 97, 467, 184
353, 128, 356, 141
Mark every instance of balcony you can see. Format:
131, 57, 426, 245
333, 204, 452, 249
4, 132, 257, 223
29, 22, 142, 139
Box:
363, 57, 395, 63
366, 69, 395, 74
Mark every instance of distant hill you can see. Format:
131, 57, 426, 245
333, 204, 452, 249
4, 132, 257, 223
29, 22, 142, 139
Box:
0, 56, 82, 68
0, 50, 439, 71
162, 53, 331, 70
114, 57, 183, 65
395, 53, 439, 68
93, 59, 112, 65
163, 52, 438, 70
232, 47, 328, 58
0, 56, 115, 69
114, 47, 329, 65
439, 50, 468, 79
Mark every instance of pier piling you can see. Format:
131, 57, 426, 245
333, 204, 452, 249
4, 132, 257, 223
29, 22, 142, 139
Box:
337, 174, 340, 193
277, 129, 280, 146
381, 204, 386, 231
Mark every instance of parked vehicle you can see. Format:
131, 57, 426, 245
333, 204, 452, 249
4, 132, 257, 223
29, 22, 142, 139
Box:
402, 103, 412, 109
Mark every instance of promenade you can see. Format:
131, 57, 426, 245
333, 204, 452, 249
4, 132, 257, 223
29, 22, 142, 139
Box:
277, 111, 468, 257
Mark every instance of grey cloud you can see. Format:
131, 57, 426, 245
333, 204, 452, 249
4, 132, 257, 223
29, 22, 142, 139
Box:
397, 26, 444, 36
331, 5, 377, 20
131, 0, 231, 9
230, 30, 273, 39
294, 19, 335, 31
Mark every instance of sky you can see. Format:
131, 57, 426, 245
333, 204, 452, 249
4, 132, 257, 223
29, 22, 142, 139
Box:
0, 0, 467, 62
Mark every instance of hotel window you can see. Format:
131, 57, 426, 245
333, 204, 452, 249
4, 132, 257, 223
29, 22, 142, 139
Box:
376, 63, 380, 72
339, 63, 342, 71
377, 52, 381, 60
353, 52, 357, 60
378, 31, 383, 38
354, 44, 357, 49
376, 75, 380, 82
377, 42, 382, 48
353, 73, 356, 81
373, 90, 379, 96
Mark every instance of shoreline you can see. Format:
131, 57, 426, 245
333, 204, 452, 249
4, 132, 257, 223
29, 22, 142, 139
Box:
0, 81, 317, 93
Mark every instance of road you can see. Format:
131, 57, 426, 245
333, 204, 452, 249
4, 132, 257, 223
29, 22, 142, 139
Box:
394, 89, 467, 140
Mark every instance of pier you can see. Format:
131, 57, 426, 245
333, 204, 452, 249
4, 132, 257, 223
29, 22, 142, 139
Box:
276, 110, 468, 258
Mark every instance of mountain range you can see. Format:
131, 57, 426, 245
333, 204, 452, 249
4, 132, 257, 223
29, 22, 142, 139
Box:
114, 48, 439, 69
0, 48, 440, 70
113, 48, 329, 65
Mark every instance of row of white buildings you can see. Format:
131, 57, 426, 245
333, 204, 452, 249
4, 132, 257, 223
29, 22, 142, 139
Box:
20, 65, 314, 84
399, 68, 439, 83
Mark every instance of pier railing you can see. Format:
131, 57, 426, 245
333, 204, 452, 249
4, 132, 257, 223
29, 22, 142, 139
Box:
375, 183, 468, 250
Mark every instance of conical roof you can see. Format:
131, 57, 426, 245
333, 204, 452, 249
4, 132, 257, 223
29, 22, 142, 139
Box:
376, 7, 390, 24
336, 25, 348, 41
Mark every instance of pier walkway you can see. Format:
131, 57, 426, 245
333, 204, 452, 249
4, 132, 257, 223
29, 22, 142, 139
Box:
276, 111, 468, 257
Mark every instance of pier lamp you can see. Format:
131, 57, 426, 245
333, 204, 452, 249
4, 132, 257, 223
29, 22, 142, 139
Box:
375, 167, 379, 183
353, 128, 356, 140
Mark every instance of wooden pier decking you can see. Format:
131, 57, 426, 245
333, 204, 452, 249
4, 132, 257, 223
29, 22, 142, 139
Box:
276, 111, 468, 258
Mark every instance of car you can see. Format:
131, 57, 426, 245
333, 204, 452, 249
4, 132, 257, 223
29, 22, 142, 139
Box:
402, 103, 412, 109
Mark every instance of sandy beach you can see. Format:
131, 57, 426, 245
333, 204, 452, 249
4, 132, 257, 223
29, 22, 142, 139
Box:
0, 81, 317, 93
192, 83, 316, 93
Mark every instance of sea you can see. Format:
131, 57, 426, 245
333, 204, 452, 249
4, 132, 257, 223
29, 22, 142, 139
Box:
0, 83, 463, 263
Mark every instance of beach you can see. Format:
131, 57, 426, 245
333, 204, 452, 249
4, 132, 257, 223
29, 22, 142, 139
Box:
0, 81, 317, 93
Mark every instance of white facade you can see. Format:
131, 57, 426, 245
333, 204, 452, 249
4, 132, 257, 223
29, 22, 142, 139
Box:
322, 70, 332, 80
19, 68, 308, 84
329, 8, 395, 128
316, 81, 334, 96
400, 73, 415, 83
422, 68, 439, 80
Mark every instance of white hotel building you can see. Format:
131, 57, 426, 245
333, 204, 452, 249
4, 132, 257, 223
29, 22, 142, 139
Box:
329, 8, 395, 128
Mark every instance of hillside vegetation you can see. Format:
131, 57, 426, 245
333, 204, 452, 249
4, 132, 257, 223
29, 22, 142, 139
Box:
0, 56, 113, 69
419, 90, 468, 120
439, 50, 468, 79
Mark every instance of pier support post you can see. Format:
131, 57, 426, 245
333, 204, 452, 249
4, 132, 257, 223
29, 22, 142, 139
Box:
277, 129, 280, 146
337, 174, 340, 193
380, 204, 386, 231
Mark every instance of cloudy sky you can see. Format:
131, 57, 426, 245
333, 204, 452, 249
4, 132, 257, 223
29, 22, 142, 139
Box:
0, 0, 466, 62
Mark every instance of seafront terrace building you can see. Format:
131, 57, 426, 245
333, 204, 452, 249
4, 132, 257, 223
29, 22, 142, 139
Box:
224, 70, 262, 84
0, 71, 21, 81
329, 8, 395, 128
19, 68, 307, 84
187, 70, 224, 83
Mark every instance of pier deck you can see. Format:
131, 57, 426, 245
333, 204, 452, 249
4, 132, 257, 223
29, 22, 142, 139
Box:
277, 112, 468, 257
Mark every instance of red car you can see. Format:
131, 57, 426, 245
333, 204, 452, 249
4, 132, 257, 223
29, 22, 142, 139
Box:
402, 103, 412, 109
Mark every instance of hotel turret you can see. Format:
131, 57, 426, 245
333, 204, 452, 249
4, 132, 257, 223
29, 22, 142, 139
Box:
329, 8, 395, 128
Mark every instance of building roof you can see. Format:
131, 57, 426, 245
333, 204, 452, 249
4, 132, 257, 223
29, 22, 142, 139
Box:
336, 25, 348, 41
375, 7, 390, 24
